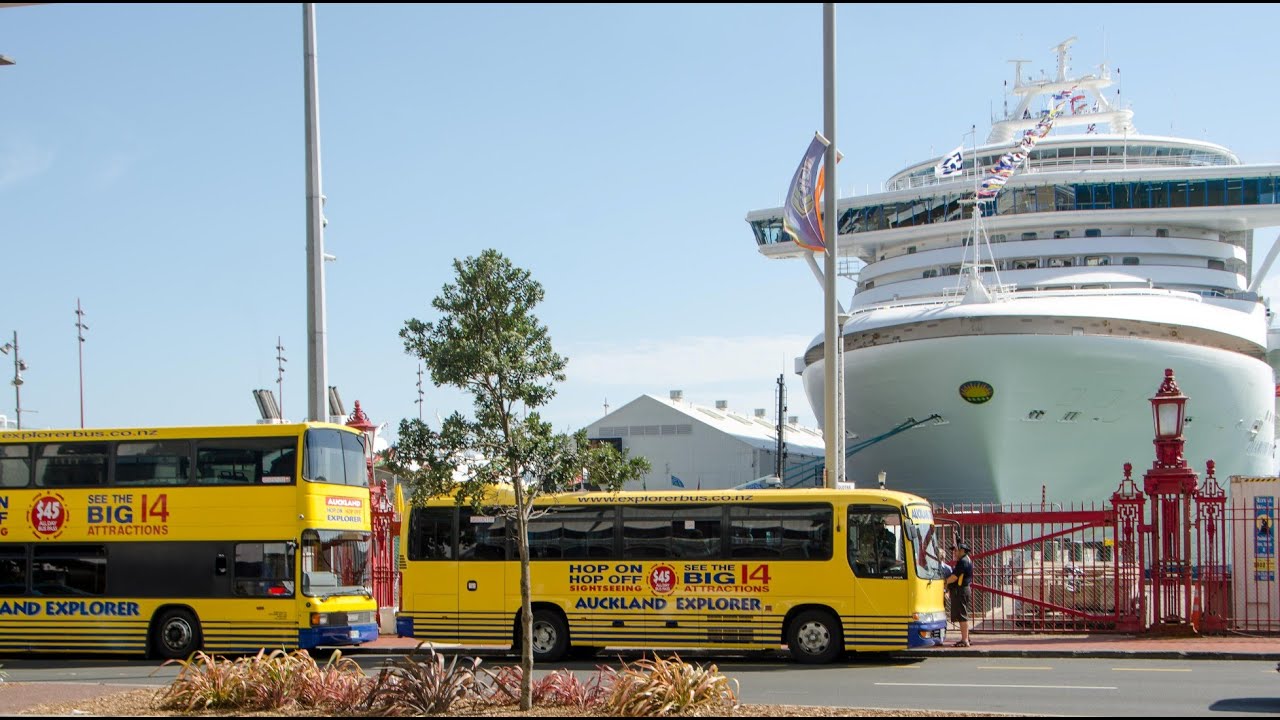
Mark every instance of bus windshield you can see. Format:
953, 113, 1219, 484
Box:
303, 428, 369, 487
301, 529, 372, 599
904, 503, 946, 580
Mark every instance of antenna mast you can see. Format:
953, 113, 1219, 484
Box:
775, 374, 787, 483
415, 363, 425, 421
75, 299, 88, 428
276, 337, 287, 421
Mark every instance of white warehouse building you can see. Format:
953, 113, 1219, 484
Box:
586, 391, 826, 491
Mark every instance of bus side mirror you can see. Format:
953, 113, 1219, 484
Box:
215, 553, 227, 576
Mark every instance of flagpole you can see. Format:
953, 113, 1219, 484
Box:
821, 2, 842, 489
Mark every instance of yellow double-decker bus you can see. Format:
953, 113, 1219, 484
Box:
396, 487, 947, 663
0, 421, 378, 658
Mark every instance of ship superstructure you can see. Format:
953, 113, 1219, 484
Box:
746, 39, 1279, 505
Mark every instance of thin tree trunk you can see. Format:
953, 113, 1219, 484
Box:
515, 474, 533, 710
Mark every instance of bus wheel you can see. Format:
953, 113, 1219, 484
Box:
529, 609, 568, 664
787, 609, 842, 664
153, 608, 202, 660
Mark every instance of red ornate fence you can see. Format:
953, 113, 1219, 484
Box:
934, 466, 1277, 635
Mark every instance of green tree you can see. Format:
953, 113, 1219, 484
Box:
389, 249, 649, 710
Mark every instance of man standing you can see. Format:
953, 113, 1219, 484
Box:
946, 542, 973, 647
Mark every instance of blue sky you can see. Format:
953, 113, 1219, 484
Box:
4, 3, 1280, 441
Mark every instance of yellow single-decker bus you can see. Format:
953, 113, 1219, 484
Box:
397, 486, 947, 663
0, 422, 378, 657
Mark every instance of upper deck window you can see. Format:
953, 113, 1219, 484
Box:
197, 436, 297, 485
0, 445, 30, 488
304, 429, 368, 487
36, 443, 108, 487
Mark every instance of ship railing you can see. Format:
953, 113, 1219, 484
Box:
939, 282, 1019, 301
849, 285, 1205, 318
888, 153, 1236, 192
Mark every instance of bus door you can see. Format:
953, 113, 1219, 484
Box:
846, 505, 909, 645
457, 510, 508, 649
404, 507, 461, 642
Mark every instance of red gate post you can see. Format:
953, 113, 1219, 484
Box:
1141, 369, 1199, 633
1194, 460, 1228, 632
1111, 462, 1146, 632
346, 402, 397, 627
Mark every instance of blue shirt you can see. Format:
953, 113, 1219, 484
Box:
951, 555, 973, 588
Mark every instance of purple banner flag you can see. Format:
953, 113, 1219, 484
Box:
782, 134, 831, 252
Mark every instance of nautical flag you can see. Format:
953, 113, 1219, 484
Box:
977, 86, 1075, 201
671, 475, 685, 488
934, 145, 965, 178
782, 133, 832, 252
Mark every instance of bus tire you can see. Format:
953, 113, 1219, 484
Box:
529, 608, 569, 664
787, 609, 842, 664
153, 608, 202, 660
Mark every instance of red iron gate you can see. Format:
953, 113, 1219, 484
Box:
935, 501, 1136, 633
932, 460, 1265, 634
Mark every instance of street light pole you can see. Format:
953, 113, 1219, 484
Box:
303, 2, 329, 422
75, 299, 88, 428
821, 3, 842, 488
0, 331, 27, 430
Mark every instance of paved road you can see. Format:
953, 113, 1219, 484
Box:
1, 652, 1277, 716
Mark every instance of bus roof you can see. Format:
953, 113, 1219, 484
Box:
419, 485, 933, 507
0, 420, 359, 443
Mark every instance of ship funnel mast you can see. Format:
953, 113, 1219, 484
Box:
1054, 36, 1077, 82
989, 37, 1135, 144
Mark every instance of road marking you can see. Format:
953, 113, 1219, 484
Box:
876, 682, 1117, 690
978, 666, 1053, 671
1111, 667, 1191, 672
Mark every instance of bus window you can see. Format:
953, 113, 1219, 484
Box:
459, 510, 508, 560
621, 505, 721, 560
304, 429, 368, 486
195, 437, 295, 485
525, 507, 615, 559
114, 440, 190, 485
0, 547, 26, 595
301, 530, 371, 596
848, 506, 906, 578
729, 503, 831, 560
234, 542, 294, 598
904, 507, 945, 580
340, 431, 368, 487
36, 443, 108, 487
0, 444, 30, 488
33, 545, 107, 596
407, 507, 454, 560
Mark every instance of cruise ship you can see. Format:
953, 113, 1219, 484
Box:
746, 39, 1280, 506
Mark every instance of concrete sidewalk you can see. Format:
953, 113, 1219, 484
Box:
345, 631, 1280, 661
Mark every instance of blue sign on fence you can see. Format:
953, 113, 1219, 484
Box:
1255, 496, 1275, 582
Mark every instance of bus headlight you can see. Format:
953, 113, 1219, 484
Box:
310, 613, 329, 627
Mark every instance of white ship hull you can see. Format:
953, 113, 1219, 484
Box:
802, 333, 1276, 506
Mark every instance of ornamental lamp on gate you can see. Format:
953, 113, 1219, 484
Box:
346, 401, 378, 482
1150, 368, 1188, 469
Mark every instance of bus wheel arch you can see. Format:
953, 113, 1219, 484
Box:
150, 605, 203, 660
784, 605, 843, 664
512, 603, 569, 664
